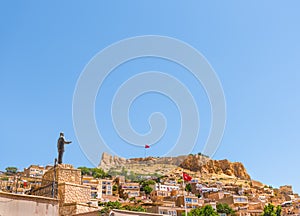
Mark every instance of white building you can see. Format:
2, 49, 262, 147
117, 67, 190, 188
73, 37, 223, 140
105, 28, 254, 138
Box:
153, 183, 180, 192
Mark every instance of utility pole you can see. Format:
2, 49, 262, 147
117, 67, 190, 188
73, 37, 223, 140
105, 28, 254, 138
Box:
15, 175, 19, 194
52, 158, 57, 198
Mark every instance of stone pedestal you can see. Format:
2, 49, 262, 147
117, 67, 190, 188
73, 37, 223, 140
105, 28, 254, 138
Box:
40, 164, 94, 216
42, 164, 81, 186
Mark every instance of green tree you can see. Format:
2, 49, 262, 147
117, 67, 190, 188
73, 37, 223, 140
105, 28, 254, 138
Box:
99, 201, 122, 214
122, 205, 146, 212
140, 179, 155, 187
78, 167, 92, 175
140, 179, 155, 195
143, 185, 153, 195
113, 185, 118, 191
275, 205, 282, 216
217, 203, 236, 216
262, 203, 282, 216
92, 168, 110, 178
78, 167, 110, 179
185, 183, 192, 192
99, 201, 146, 214
5, 167, 17, 174
186, 205, 218, 216
129, 197, 135, 202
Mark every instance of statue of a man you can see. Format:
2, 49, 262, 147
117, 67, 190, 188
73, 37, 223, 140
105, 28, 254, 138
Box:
57, 132, 72, 164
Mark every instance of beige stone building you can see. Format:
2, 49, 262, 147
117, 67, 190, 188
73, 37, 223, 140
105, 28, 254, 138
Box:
176, 195, 204, 209
100, 179, 113, 197
82, 176, 100, 199
82, 176, 113, 199
218, 195, 249, 211
150, 190, 170, 202
119, 182, 140, 199
23, 165, 52, 178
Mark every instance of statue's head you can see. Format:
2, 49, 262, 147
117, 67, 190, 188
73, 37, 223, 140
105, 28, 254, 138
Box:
60, 132, 64, 137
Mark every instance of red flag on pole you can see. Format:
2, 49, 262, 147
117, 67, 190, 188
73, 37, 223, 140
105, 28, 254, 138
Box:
145, 144, 150, 149
183, 172, 192, 181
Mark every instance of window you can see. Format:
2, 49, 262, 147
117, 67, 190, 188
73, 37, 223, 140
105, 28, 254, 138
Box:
235, 197, 247, 203
185, 198, 192, 203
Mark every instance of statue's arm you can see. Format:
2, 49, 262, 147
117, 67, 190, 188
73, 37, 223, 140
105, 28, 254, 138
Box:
65, 141, 72, 144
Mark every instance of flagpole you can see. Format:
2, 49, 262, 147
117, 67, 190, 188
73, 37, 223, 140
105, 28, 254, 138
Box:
183, 175, 187, 216
144, 145, 150, 158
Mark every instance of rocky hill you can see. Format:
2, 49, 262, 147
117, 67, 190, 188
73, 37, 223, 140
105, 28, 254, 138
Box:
179, 155, 250, 180
98, 152, 251, 180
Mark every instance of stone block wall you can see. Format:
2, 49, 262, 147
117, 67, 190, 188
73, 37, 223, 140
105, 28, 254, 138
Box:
58, 182, 91, 204
30, 183, 57, 198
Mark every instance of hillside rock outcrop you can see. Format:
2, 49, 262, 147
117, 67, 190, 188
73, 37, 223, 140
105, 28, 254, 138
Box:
179, 156, 251, 180
98, 152, 251, 180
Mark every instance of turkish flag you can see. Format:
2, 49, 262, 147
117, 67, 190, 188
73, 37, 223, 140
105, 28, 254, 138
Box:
145, 144, 150, 148
183, 172, 192, 181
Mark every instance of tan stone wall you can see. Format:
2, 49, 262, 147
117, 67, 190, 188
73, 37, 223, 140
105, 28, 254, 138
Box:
42, 164, 82, 186
0, 191, 58, 216
58, 182, 91, 204
30, 183, 56, 198
59, 202, 98, 216
206, 191, 224, 200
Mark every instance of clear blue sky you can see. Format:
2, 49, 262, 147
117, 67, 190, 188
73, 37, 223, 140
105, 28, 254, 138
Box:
1, 1, 300, 192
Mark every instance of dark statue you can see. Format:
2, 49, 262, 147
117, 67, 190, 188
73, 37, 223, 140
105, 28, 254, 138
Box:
57, 132, 72, 164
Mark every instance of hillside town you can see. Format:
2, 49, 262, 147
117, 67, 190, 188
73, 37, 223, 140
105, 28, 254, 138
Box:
0, 153, 299, 216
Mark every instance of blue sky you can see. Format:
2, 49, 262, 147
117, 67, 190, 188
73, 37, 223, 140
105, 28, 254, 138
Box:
1, 1, 300, 192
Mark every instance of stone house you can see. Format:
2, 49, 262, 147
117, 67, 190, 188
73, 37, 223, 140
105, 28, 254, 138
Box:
176, 195, 204, 209
23, 165, 52, 178
82, 176, 114, 200
119, 182, 140, 199
218, 195, 248, 211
